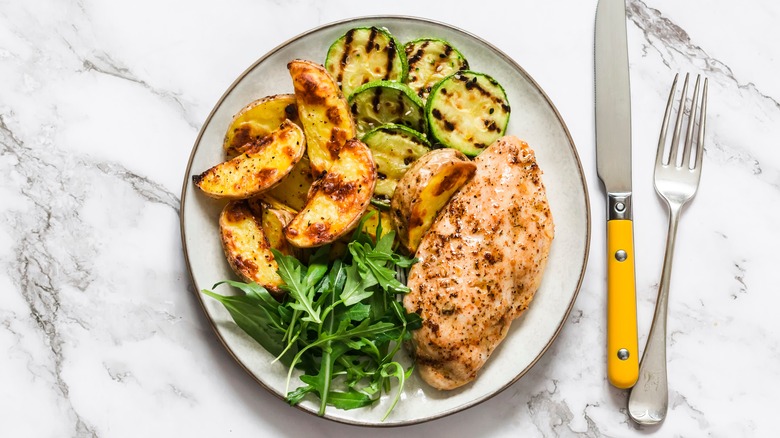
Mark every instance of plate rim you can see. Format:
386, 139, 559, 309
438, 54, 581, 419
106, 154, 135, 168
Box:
179, 14, 591, 427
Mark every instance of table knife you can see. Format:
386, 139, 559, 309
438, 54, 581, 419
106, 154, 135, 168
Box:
595, 0, 639, 389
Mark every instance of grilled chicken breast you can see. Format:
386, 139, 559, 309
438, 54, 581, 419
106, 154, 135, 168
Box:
403, 136, 554, 390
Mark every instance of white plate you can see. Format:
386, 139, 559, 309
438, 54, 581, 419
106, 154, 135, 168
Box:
180, 16, 590, 426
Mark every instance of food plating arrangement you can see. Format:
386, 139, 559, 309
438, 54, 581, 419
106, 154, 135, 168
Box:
190, 25, 553, 419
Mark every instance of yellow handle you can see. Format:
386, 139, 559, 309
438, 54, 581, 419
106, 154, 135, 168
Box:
607, 219, 639, 388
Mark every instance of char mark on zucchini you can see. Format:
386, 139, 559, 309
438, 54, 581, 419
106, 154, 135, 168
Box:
404, 38, 469, 100
348, 81, 425, 136
337, 28, 356, 84
384, 37, 397, 80
372, 87, 382, 113
325, 27, 407, 96
426, 70, 510, 156
406, 40, 429, 66
366, 26, 377, 52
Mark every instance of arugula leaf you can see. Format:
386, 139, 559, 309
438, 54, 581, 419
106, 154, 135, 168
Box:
304, 246, 330, 290
351, 209, 377, 243
348, 233, 412, 294
272, 249, 322, 324
300, 342, 351, 416
286, 384, 314, 405
374, 230, 394, 255
201, 287, 294, 364
379, 362, 413, 420
338, 302, 371, 322
314, 264, 343, 416
213, 280, 281, 310
292, 380, 375, 410
340, 262, 378, 306
203, 211, 423, 420
319, 389, 374, 410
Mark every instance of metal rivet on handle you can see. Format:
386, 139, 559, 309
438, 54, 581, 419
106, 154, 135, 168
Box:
618, 348, 630, 360
615, 202, 625, 213
615, 250, 627, 262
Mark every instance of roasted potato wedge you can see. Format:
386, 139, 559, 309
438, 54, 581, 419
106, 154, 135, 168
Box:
263, 154, 314, 211
223, 94, 300, 157
391, 148, 476, 253
194, 120, 305, 200
219, 200, 285, 298
284, 138, 376, 248
257, 200, 298, 259
288, 59, 356, 176
257, 195, 297, 215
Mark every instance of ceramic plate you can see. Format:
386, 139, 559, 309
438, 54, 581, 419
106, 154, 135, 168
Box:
180, 16, 590, 426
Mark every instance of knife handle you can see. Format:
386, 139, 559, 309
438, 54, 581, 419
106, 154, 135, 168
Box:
607, 219, 639, 388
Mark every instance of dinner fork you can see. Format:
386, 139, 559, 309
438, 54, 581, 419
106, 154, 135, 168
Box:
628, 73, 708, 425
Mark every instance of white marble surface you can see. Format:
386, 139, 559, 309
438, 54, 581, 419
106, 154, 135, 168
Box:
1, 0, 777, 436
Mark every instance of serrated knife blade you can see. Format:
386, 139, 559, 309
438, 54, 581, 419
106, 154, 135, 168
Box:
595, 0, 639, 389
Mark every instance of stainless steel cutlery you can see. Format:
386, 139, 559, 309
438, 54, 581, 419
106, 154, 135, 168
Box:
628, 73, 708, 425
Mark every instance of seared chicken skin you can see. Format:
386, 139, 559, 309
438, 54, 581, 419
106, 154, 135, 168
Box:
403, 136, 554, 390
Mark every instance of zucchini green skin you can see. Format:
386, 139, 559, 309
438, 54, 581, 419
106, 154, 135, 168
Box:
325, 27, 408, 97
425, 71, 510, 156
348, 80, 426, 137
362, 124, 431, 199
404, 38, 469, 100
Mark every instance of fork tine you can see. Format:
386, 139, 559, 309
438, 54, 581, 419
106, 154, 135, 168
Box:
681, 75, 702, 169
693, 77, 708, 170
668, 73, 690, 166
656, 73, 679, 168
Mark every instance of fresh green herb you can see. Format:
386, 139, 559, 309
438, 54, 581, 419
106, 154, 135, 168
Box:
202, 213, 420, 419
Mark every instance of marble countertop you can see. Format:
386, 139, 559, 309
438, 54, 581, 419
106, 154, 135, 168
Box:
2, 0, 777, 436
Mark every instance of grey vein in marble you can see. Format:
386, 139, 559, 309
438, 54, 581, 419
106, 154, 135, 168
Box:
669, 390, 709, 429
527, 381, 603, 437
0, 115, 99, 437
629, 0, 780, 190
629, 0, 779, 109
1, 110, 179, 436
81, 55, 201, 131
95, 162, 180, 212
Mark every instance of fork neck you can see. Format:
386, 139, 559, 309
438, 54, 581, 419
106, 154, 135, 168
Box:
607, 192, 632, 221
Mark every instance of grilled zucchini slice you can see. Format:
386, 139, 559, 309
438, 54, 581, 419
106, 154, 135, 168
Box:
219, 200, 286, 298
194, 120, 305, 199
288, 59, 356, 177
284, 138, 377, 248
404, 38, 469, 100
325, 26, 407, 97
426, 71, 510, 156
361, 124, 430, 200
348, 81, 426, 137
391, 148, 476, 253
223, 94, 300, 157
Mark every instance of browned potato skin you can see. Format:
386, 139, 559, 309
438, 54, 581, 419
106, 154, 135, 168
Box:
288, 59, 356, 177
194, 120, 305, 200
391, 148, 476, 253
219, 200, 285, 298
223, 94, 300, 157
284, 138, 377, 248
